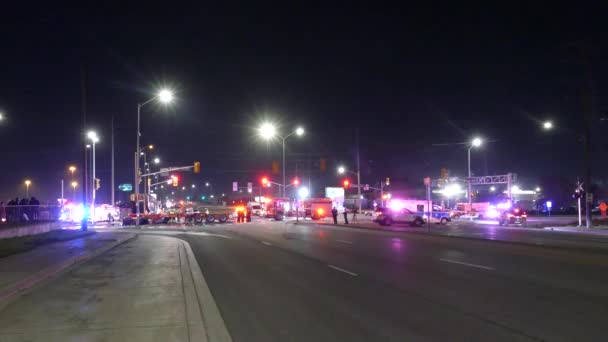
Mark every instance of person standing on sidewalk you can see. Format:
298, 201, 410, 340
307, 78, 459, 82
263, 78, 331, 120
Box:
332, 207, 338, 224
343, 207, 349, 224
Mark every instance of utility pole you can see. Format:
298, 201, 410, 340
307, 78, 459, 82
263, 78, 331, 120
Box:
80, 64, 88, 231
356, 128, 361, 213
111, 115, 115, 206
581, 47, 593, 229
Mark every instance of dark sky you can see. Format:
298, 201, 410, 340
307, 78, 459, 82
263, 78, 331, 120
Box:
1, 3, 607, 203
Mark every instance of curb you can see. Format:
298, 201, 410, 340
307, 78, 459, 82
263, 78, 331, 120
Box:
0, 232, 137, 305
180, 239, 233, 342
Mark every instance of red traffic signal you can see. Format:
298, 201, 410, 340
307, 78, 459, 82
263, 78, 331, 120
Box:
293, 178, 300, 186
343, 179, 350, 189
261, 177, 271, 187
171, 175, 179, 187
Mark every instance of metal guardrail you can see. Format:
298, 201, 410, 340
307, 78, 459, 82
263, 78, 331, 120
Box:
0, 205, 61, 223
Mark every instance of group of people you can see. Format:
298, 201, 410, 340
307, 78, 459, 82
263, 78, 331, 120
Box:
331, 207, 357, 224
0, 197, 41, 223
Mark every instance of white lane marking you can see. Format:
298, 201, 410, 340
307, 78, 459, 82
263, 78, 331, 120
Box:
439, 258, 495, 270
186, 232, 233, 239
261, 241, 272, 246
327, 264, 358, 276
336, 239, 353, 244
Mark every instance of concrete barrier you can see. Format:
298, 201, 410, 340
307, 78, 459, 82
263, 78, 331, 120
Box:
0, 222, 62, 239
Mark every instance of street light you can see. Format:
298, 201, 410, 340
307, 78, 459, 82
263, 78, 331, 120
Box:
490, 186, 496, 192
468, 137, 482, 219
337, 165, 361, 212
257, 123, 305, 197
24, 180, 31, 198
535, 187, 541, 192
71, 181, 78, 201
68, 165, 76, 176
543, 121, 553, 130
135, 88, 174, 226
153, 157, 160, 164
192, 184, 196, 188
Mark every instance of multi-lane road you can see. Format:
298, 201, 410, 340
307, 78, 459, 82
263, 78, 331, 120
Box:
125, 218, 608, 341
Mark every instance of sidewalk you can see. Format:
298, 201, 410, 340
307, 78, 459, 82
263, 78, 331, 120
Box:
0, 231, 134, 303
0, 234, 231, 341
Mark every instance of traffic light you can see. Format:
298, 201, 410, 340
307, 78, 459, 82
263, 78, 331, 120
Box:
201, 195, 206, 200
186, 196, 191, 201
385, 177, 390, 186
193, 162, 201, 174
343, 179, 350, 189
172, 175, 179, 187
261, 177, 268, 186
293, 178, 300, 187
95, 178, 101, 190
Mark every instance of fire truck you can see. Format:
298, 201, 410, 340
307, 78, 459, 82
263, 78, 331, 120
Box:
264, 197, 291, 220
301, 198, 333, 220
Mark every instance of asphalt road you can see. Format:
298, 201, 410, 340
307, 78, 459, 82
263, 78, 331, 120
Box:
173, 219, 608, 341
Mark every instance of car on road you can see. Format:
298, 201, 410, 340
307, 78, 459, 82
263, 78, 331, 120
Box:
376, 208, 426, 227
498, 208, 527, 226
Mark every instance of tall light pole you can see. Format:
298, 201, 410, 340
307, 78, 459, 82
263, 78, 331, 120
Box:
24, 180, 31, 198
87, 131, 99, 220
135, 89, 173, 226
258, 123, 304, 197
468, 137, 482, 218
338, 166, 361, 212
71, 181, 78, 201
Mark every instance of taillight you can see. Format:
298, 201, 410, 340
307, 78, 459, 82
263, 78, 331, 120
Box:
507, 214, 514, 218
522, 214, 527, 218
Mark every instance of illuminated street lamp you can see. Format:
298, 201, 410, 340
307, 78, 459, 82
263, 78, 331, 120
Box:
468, 137, 483, 219
543, 121, 553, 130
135, 88, 174, 226
153, 157, 160, 164
68, 165, 76, 176
24, 180, 31, 198
490, 186, 496, 192
338, 165, 361, 212
535, 187, 541, 192
258, 122, 305, 196
0, 112, 4, 121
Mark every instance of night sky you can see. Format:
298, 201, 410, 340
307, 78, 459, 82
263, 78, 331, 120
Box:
1, 3, 607, 203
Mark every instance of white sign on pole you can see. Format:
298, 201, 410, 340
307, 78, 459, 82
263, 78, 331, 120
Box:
232, 182, 238, 192
247, 182, 253, 193
160, 168, 171, 177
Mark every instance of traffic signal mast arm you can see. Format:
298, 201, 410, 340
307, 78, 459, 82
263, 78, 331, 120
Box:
140, 165, 195, 178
